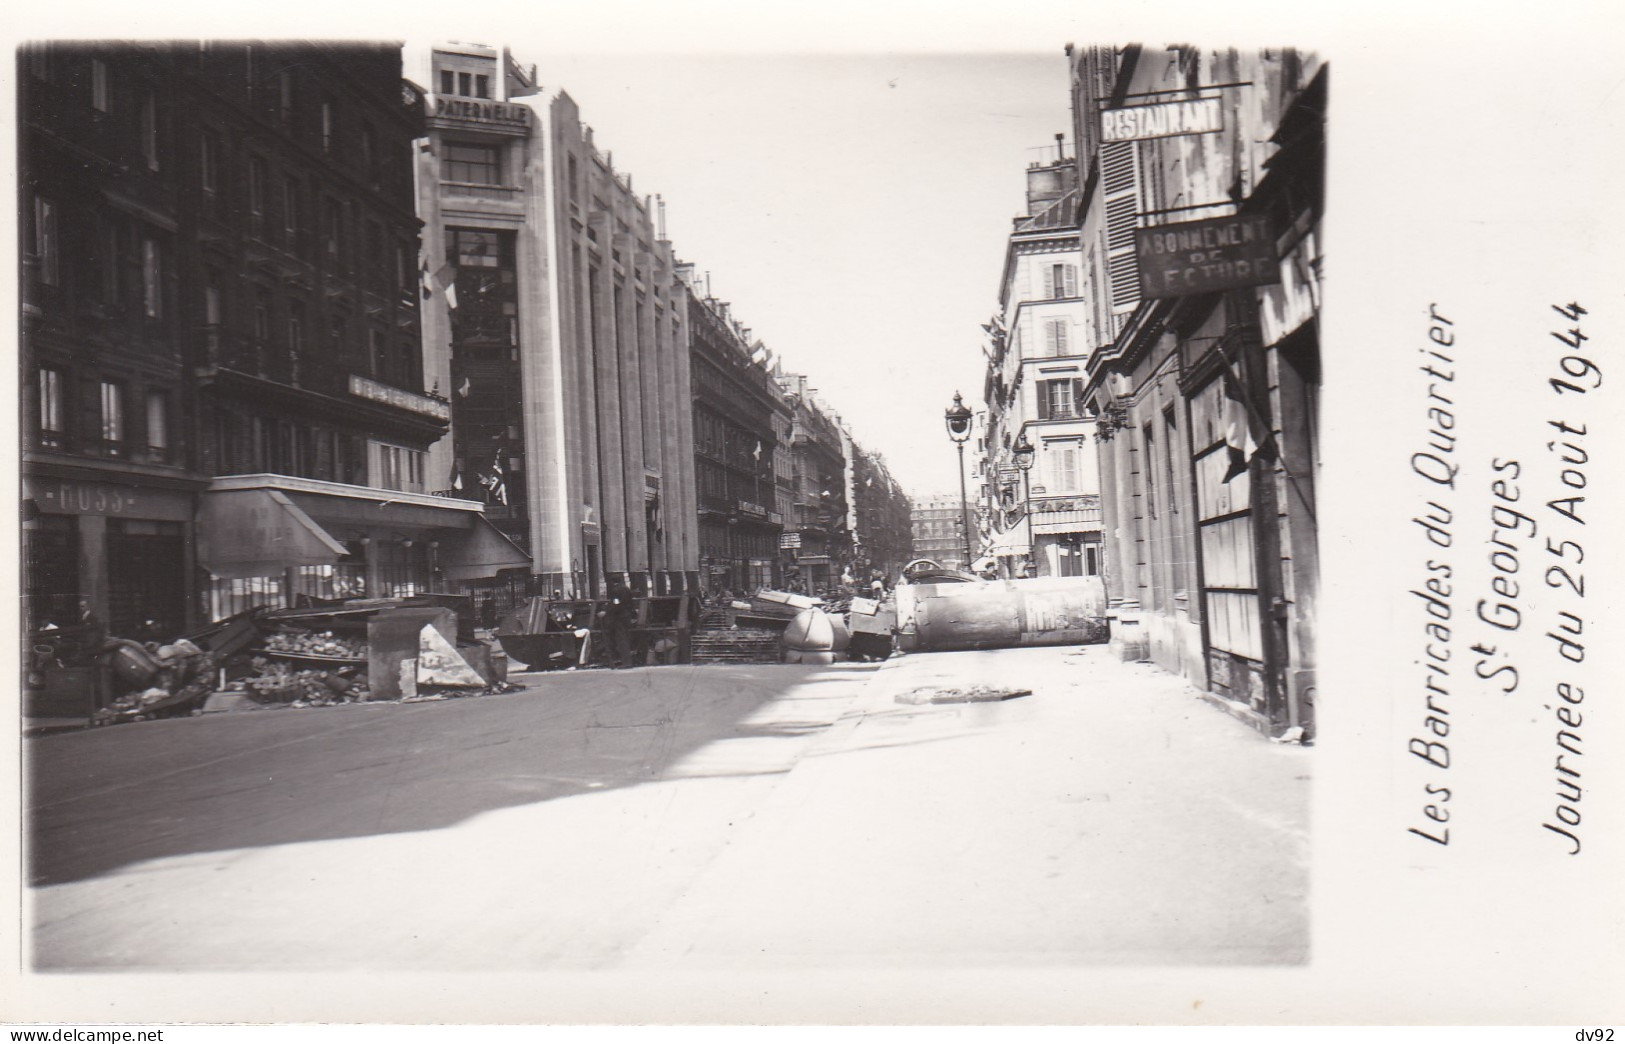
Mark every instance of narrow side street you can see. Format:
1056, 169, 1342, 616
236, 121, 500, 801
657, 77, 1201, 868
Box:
29, 646, 1308, 971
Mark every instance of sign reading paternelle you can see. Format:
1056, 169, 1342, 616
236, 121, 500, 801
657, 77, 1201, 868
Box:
1100, 97, 1223, 143
1135, 214, 1279, 298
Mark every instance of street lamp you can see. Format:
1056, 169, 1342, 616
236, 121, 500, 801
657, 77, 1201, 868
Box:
1012, 429, 1036, 578
944, 391, 974, 568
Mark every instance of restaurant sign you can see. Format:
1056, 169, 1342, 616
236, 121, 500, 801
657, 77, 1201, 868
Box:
1135, 214, 1279, 299
1101, 97, 1223, 143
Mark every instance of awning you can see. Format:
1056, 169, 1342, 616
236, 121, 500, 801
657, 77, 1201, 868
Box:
197, 489, 349, 579
1031, 509, 1103, 535
439, 515, 532, 582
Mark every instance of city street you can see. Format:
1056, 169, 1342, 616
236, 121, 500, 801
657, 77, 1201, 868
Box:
28, 644, 1309, 972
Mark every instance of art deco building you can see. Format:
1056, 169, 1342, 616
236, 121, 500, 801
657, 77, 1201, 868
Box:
415, 42, 699, 600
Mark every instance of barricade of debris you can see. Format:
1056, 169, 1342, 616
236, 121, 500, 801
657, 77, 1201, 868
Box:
89, 595, 517, 727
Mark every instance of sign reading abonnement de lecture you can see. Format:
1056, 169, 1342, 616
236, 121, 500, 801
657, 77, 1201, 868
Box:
1135, 214, 1279, 299
1100, 97, 1223, 143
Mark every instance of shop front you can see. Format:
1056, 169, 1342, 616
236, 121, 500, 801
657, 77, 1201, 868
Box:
22, 469, 203, 638
196, 475, 530, 620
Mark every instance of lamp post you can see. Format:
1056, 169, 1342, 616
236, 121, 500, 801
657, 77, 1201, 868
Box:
1012, 429, 1036, 578
944, 391, 974, 569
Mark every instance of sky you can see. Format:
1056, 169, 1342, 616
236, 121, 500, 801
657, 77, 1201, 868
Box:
499, 49, 1074, 499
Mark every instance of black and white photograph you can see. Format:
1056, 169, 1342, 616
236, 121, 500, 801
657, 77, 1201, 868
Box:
5, 0, 1622, 1033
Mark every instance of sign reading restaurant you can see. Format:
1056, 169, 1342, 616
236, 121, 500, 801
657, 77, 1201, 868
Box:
1100, 97, 1223, 143
432, 96, 531, 127
1135, 214, 1279, 299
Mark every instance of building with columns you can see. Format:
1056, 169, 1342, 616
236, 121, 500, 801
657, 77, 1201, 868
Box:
415, 42, 699, 600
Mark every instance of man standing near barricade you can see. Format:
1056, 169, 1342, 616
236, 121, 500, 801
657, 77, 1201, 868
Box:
600, 580, 635, 669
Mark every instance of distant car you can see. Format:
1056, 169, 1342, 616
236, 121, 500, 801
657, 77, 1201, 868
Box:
899, 559, 982, 585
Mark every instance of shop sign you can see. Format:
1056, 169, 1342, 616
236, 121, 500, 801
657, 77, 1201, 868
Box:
1135, 214, 1279, 298
433, 96, 531, 127
29, 478, 183, 518
1101, 97, 1223, 143
779, 533, 802, 549
349, 375, 451, 421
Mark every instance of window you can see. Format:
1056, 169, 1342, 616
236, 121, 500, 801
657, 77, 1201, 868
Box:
475, 74, 489, 99
39, 369, 65, 445
1036, 378, 1079, 420
281, 177, 299, 248
369, 328, 384, 376
320, 99, 335, 153
141, 238, 162, 318
200, 130, 222, 198
33, 196, 58, 286
98, 220, 120, 304
1143, 422, 1158, 519
288, 310, 304, 355
254, 294, 271, 343
1044, 317, 1069, 356
1050, 446, 1080, 493
1043, 262, 1078, 299
99, 381, 125, 450
440, 69, 455, 95
146, 389, 169, 456
248, 155, 267, 215
444, 142, 501, 185
91, 58, 110, 111
324, 198, 341, 259
203, 273, 222, 352
278, 71, 294, 124
370, 441, 425, 493
360, 125, 376, 185
458, 72, 472, 96
140, 92, 158, 170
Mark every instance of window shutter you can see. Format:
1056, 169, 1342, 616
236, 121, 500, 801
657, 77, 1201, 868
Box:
1073, 377, 1086, 404
1042, 265, 1055, 299
1102, 141, 1141, 330
1037, 382, 1052, 420
1063, 264, 1078, 297
1055, 319, 1068, 355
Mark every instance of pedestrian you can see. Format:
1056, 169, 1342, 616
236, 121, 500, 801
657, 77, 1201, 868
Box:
599, 581, 635, 669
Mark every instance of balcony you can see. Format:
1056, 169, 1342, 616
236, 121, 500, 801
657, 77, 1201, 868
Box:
440, 181, 523, 203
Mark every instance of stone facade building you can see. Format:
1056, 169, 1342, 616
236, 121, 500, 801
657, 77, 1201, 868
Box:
1069, 45, 1324, 738
680, 269, 788, 596
19, 41, 520, 639
980, 143, 1104, 579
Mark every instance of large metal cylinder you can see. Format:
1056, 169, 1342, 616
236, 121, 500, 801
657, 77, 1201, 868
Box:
912, 576, 1108, 652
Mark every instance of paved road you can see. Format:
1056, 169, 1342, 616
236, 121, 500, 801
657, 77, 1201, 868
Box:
27, 645, 1309, 975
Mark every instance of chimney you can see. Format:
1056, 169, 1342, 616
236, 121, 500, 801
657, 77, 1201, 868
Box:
656, 194, 667, 239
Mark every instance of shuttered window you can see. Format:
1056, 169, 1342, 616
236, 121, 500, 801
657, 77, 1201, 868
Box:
1045, 317, 1069, 356
1102, 141, 1141, 327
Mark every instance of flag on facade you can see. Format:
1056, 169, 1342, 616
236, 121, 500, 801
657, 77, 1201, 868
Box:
1221, 364, 1257, 484
490, 453, 508, 506
457, 376, 471, 397
752, 441, 762, 461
